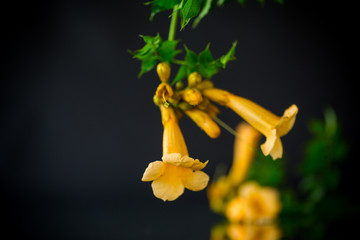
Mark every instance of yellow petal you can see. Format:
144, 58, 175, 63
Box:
151, 171, 185, 201
142, 161, 164, 182
184, 170, 209, 191
191, 159, 209, 171
276, 104, 298, 137
162, 153, 193, 168
268, 138, 283, 160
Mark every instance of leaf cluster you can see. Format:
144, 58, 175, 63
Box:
130, 34, 237, 80
148, 0, 284, 29
172, 42, 237, 84
129, 34, 181, 77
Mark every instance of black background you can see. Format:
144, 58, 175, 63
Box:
1, 0, 357, 239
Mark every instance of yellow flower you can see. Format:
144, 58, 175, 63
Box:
203, 88, 298, 160
185, 108, 221, 138
228, 123, 261, 186
142, 105, 209, 201
239, 181, 281, 222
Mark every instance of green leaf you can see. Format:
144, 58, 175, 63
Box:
130, 34, 163, 77
138, 50, 158, 78
247, 150, 284, 187
172, 64, 188, 85
237, 0, 248, 5
192, 0, 213, 28
219, 41, 237, 68
149, 0, 181, 20
184, 46, 198, 72
180, 0, 204, 30
158, 40, 182, 62
198, 44, 220, 78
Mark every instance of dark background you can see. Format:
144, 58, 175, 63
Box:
1, 0, 357, 239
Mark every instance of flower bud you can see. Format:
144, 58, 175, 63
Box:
153, 95, 162, 106
181, 88, 203, 106
188, 72, 202, 87
197, 80, 214, 90
178, 101, 192, 111
157, 62, 171, 82
175, 81, 185, 91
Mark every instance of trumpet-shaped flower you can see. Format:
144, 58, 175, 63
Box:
142, 105, 209, 201
185, 108, 221, 138
203, 88, 298, 160
228, 123, 261, 186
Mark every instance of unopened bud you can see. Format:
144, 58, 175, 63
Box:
178, 101, 192, 111
197, 79, 214, 90
181, 88, 203, 106
157, 62, 171, 82
153, 95, 162, 106
175, 81, 185, 91
188, 72, 202, 87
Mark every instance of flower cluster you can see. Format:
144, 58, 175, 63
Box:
142, 62, 298, 201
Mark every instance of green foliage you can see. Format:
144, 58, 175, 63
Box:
171, 42, 237, 85
129, 34, 181, 77
148, 0, 284, 29
246, 150, 284, 187
279, 108, 352, 239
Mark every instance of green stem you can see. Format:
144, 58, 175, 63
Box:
172, 59, 186, 65
213, 117, 238, 137
168, 5, 179, 41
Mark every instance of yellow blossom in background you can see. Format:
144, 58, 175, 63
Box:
142, 105, 209, 201
228, 123, 261, 186
203, 88, 298, 160
224, 182, 281, 223
226, 223, 282, 240
207, 176, 233, 213
238, 181, 281, 223
225, 196, 246, 222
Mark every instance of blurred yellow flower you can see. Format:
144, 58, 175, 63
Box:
225, 196, 246, 222
238, 181, 281, 223
228, 123, 261, 186
226, 223, 282, 240
203, 88, 298, 160
142, 105, 209, 201
207, 176, 233, 213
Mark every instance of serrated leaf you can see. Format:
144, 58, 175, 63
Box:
150, 0, 181, 20
131, 34, 163, 77
184, 46, 198, 72
158, 40, 182, 62
138, 49, 158, 78
180, 0, 203, 30
172, 64, 188, 85
198, 44, 219, 78
193, 0, 213, 28
219, 41, 237, 68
